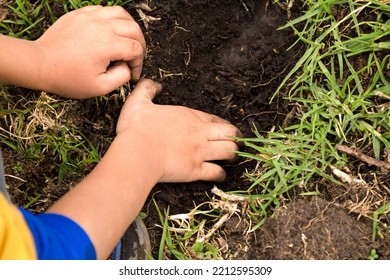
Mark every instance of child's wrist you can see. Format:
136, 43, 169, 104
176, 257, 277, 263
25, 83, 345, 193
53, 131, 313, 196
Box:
111, 131, 165, 183
29, 40, 55, 94
0, 36, 44, 91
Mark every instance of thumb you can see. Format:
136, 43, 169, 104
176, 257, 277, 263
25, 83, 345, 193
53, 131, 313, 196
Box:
116, 79, 162, 134
129, 79, 162, 102
98, 61, 131, 94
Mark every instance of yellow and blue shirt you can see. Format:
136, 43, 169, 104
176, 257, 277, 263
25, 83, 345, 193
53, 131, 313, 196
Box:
0, 193, 96, 260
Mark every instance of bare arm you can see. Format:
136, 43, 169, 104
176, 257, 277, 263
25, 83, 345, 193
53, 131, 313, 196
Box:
0, 35, 44, 92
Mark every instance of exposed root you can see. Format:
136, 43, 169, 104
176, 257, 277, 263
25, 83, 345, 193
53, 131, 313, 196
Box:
331, 165, 366, 185
158, 68, 184, 79
134, 3, 161, 30
273, 0, 295, 19
0, 92, 76, 147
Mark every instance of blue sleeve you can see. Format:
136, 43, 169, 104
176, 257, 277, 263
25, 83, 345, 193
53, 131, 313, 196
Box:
19, 209, 96, 260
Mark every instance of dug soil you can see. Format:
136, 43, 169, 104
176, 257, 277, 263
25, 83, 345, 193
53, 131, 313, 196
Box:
136, 0, 390, 260
2, 0, 390, 259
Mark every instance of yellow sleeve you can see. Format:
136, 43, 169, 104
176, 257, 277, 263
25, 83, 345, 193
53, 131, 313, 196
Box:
0, 193, 37, 259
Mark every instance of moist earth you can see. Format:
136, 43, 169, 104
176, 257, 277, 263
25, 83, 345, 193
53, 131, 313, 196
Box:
2, 0, 390, 259
135, 0, 390, 259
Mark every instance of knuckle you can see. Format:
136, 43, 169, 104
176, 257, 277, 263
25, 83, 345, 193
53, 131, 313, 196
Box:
129, 40, 144, 54
110, 5, 126, 13
225, 124, 240, 137
227, 141, 239, 151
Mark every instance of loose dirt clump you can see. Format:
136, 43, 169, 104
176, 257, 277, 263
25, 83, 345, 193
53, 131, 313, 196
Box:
257, 197, 376, 260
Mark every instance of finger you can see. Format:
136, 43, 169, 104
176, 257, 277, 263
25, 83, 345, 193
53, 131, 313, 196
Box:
207, 123, 243, 141
98, 61, 131, 94
76, 5, 102, 13
130, 79, 162, 102
192, 110, 231, 124
196, 162, 227, 182
203, 141, 239, 162
109, 38, 145, 81
110, 37, 144, 61
206, 114, 232, 124
128, 57, 144, 81
111, 19, 146, 51
116, 79, 161, 134
96, 5, 135, 21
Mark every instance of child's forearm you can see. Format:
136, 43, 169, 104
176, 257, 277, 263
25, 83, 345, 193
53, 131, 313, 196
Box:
46, 131, 160, 260
0, 35, 45, 91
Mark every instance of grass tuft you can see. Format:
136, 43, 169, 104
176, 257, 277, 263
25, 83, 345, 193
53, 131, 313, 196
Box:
235, 0, 390, 241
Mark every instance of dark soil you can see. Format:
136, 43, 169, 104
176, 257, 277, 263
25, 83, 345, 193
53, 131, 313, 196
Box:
257, 196, 376, 259
139, 0, 302, 259
1, 0, 390, 260
136, 0, 390, 259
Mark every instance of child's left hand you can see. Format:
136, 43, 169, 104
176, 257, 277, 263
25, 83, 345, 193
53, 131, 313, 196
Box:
35, 5, 146, 99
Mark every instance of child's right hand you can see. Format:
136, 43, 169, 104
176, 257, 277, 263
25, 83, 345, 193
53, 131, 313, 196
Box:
35, 5, 146, 99
47, 79, 242, 259
116, 79, 243, 182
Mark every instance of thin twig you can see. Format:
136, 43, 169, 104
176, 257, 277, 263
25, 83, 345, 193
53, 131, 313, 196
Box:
336, 144, 390, 171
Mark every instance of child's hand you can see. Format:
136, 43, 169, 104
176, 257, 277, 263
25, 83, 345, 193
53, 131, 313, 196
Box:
47, 79, 242, 259
116, 79, 242, 182
35, 6, 146, 99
